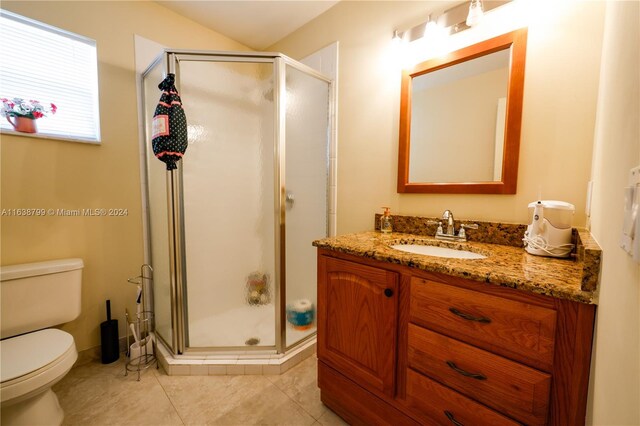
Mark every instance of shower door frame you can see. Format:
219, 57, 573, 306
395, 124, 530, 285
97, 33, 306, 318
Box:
142, 49, 334, 355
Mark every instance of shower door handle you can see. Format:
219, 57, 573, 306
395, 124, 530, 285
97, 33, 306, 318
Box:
286, 192, 295, 208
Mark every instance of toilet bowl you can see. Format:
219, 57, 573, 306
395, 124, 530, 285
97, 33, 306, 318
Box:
0, 259, 83, 426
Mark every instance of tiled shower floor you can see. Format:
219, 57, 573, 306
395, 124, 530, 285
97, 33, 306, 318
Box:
52, 353, 347, 425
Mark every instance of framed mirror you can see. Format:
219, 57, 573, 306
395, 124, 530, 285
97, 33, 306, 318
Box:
397, 28, 527, 194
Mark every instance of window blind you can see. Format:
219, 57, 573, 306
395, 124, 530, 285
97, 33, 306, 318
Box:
0, 10, 100, 143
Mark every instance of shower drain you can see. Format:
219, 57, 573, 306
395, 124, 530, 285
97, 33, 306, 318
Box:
245, 337, 260, 346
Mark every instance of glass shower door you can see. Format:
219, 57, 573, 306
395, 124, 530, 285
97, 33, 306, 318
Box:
284, 63, 331, 348
177, 58, 277, 349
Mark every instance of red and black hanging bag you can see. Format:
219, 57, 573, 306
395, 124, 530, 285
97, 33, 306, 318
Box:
151, 73, 188, 170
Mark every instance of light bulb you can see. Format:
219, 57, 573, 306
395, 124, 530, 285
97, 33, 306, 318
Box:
466, 0, 484, 27
390, 30, 410, 69
424, 15, 444, 40
425, 20, 438, 37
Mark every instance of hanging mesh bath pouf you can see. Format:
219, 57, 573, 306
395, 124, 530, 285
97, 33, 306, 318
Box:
151, 73, 188, 170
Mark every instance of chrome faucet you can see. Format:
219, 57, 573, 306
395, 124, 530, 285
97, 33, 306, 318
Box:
442, 210, 455, 236
435, 210, 478, 241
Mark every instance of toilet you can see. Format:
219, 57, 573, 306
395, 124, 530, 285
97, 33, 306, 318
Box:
0, 258, 83, 426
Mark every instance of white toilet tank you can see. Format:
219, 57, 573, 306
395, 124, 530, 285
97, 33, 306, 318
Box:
1, 259, 83, 339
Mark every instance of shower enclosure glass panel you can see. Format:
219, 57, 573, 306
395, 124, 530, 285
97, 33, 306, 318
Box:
143, 59, 173, 347
179, 59, 276, 348
284, 64, 330, 348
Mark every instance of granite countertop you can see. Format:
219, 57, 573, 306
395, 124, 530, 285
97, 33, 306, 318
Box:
313, 230, 601, 304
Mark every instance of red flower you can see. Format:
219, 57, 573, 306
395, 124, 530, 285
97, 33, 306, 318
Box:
0, 98, 56, 119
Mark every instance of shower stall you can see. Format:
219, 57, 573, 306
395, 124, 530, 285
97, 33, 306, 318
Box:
141, 50, 333, 355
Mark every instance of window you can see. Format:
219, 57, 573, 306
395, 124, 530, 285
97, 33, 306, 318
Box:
0, 10, 100, 143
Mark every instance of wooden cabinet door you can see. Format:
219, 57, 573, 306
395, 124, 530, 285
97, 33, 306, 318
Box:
318, 255, 399, 397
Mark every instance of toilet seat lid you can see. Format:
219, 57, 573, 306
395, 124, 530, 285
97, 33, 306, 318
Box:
1, 329, 75, 383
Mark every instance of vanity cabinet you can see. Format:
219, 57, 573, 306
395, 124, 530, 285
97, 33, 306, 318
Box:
317, 249, 596, 426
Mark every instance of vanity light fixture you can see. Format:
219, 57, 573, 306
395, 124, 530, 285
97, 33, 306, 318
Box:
466, 0, 485, 27
392, 0, 509, 43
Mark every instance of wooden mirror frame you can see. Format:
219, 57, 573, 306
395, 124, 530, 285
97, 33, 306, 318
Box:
397, 28, 528, 194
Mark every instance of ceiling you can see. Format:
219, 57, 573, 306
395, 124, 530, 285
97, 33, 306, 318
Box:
156, 1, 341, 50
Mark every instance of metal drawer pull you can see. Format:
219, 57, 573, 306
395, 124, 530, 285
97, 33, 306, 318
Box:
449, 307, 491, 323
446, 361, 487, 380
444, 410, 464, 426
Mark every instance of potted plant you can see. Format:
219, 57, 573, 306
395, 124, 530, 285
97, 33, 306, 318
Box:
1, 98, 57, 134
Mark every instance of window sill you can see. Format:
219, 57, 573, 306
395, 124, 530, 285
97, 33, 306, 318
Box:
0, 128, 101, 145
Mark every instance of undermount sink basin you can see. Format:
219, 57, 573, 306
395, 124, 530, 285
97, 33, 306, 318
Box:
389, 244, 487, 260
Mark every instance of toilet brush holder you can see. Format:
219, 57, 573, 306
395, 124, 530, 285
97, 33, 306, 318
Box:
100, 300, 120, 364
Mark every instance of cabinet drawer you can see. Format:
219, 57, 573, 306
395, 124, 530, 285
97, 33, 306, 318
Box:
410, 277, 557, 370
319, 361, 420, 426
408, 324, 550, 425
406, 369, 519, 426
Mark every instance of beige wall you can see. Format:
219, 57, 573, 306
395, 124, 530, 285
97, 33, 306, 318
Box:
586, 1, 640, 424
270, 0, 604, 231
0, 1, 248, 351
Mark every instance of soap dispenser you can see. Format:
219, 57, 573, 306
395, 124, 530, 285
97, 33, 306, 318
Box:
380, 207, 393, 234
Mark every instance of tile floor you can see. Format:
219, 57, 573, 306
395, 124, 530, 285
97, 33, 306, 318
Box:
53, 354, 348, 425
